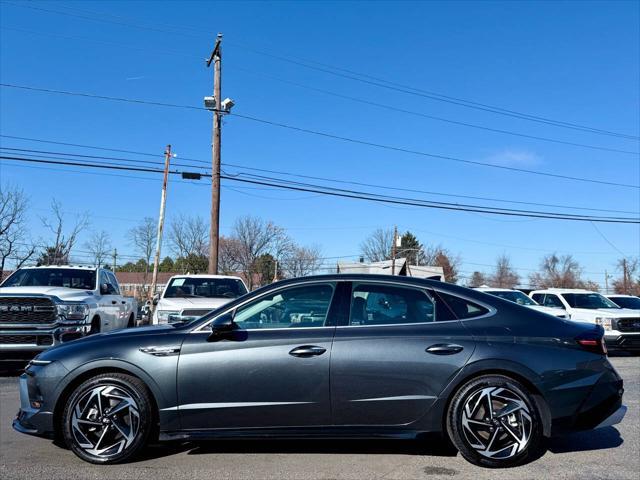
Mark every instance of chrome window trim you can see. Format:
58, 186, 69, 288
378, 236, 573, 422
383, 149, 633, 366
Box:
191, 279, 338, 333
190, 278, 496, 333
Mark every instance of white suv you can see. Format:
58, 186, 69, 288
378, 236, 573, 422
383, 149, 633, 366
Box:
530, 288, 640, 353
475, 287, 567, 317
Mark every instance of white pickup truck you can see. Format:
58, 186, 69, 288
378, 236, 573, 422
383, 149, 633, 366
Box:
152, 274, 248, 324
474, 287, 568, 318
530, 288, 640, 353
0, 265, 136, 361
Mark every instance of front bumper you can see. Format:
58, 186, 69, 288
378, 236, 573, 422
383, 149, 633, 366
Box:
0, 323, 90, 359
605, 333, 640, 352
12, 372, 56, 438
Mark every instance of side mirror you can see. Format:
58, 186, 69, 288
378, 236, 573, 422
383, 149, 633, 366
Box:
152, 294, 160, 305
208, 312, 235, 340
100, 283, 109, 295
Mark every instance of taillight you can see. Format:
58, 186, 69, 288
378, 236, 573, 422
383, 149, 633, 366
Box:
577, 336, 607, 355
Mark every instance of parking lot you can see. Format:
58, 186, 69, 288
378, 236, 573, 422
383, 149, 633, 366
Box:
0, 355, 637, 480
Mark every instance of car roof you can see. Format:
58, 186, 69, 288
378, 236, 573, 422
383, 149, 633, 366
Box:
530, 288, 597, 294
607, 294, 638, 298
474, 287, 519, 292
20, 265, 97, 271
168, 274, 245, 281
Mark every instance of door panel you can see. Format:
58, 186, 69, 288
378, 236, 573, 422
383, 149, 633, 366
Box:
177, 328, 334, 429
175, 281, 340, 430
331, 322, 475, 426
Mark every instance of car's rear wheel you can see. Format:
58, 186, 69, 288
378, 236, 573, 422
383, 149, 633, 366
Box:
446, 374, 544, 468
62, 373, 154, 464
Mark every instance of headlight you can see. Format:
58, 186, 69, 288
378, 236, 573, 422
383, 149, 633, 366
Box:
156, 310, 179, 324
595, 317, 612, 330
57, 303, 90, 321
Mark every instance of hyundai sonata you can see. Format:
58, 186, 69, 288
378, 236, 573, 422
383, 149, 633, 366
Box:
13, 275, 625, 468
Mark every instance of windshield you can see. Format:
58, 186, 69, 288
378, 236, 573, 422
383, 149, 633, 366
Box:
609, 296, 640, 309
164, 277, 247, 299
561, 293, 620, 309
486, 290, 537, 306
1, 268, 96, 290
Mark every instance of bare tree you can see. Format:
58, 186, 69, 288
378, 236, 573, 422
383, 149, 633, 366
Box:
467, 271, 487, 288
218, 236, 242, 275
168, 215, 208, 259
360, 228, 393, 262
230, 216, 291, 289
422, 244, 461, 283
489, 254, 520, 288
612, 257, 640, 295
529, 253, 583, 289
128, 217, 157, 284
282, 245, 322, 278
83, 230, 112, 267
0, 185, 36, 280
39, 199, 89, 265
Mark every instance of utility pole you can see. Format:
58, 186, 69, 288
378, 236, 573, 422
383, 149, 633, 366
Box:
604, 270, 610, 294
622, 259, 629, 294
149, 145, 172, 304
112, 248, 117, 272
207, 33, 223, 274
391, 226, 398, 275
273, 258, 279, 283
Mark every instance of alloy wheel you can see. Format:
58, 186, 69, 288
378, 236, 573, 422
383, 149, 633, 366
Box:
70, 385, 140, 459
461, 386, 532, 459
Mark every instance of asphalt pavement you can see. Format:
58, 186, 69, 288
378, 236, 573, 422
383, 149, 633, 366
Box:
1, 356, 638, 480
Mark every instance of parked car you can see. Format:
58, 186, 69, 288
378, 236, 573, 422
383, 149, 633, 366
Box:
151, 274, 247, 325
606, 294, 640, 311
474, 287, 567, 317
14, 274, 625, 468
530, 288, 640, 353
0, 266, 136, 361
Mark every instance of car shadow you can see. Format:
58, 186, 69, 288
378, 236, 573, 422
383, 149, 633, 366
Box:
547, 426, 623, 454
132, 428, 623, 463
133, 434, 458, 463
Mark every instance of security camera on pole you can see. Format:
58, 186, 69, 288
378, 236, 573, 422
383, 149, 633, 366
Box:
205, 33, 235, 274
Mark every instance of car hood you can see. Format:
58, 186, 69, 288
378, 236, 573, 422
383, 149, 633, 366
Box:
0, 286, 94, 300
156, 297, 233, 310
571, 308, 639, 318
526, 305, 566, 316
37, 323, 181, 362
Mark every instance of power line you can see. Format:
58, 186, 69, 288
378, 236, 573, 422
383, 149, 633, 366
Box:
5, 141, 638, 214
2, 83, 637, 189
3, 154, 638, 223
3, 140, 636, 215
5, 0, 636, 140
3, 25, 635, 155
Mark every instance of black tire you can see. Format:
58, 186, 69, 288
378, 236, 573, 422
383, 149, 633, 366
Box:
446, 374, 544, 468
89, 316, 101, 335
62, 372, 155, 464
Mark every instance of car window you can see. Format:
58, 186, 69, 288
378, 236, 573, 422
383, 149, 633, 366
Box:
531, 293, 544, 304
349, 284, 435, 326
107, 272, 120, 295
233, 283, 335, 329
541, 294, 564, 308
436, 291, 489, 319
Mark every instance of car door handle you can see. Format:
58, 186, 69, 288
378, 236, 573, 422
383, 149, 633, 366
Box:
289, 345, 327, 357
111, 300, 117, 304
426, 344, 464, 355
121, 301, 126, 305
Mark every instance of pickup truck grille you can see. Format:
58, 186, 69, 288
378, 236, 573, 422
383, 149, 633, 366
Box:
181, 308, 213, 317
0, 334, 53, 346
617, 318, 640, 333
0, 297, 57, 324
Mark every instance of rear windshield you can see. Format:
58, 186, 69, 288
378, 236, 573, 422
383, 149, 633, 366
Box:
164, 277, 247, 299
1, 268, 96, 290
485, 290, 537, 306
561, 293, 620, 309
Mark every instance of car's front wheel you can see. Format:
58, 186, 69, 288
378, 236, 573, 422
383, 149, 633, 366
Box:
62, 372, 155, 464
446, 374, 544, 468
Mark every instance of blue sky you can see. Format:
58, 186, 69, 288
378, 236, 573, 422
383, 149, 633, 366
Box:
1, 0, 638, 286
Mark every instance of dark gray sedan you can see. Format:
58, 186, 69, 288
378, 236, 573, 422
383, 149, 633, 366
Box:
13, 275, 625, 468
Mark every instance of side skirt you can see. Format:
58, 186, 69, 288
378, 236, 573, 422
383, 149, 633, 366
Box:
159, 426, 425, 442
